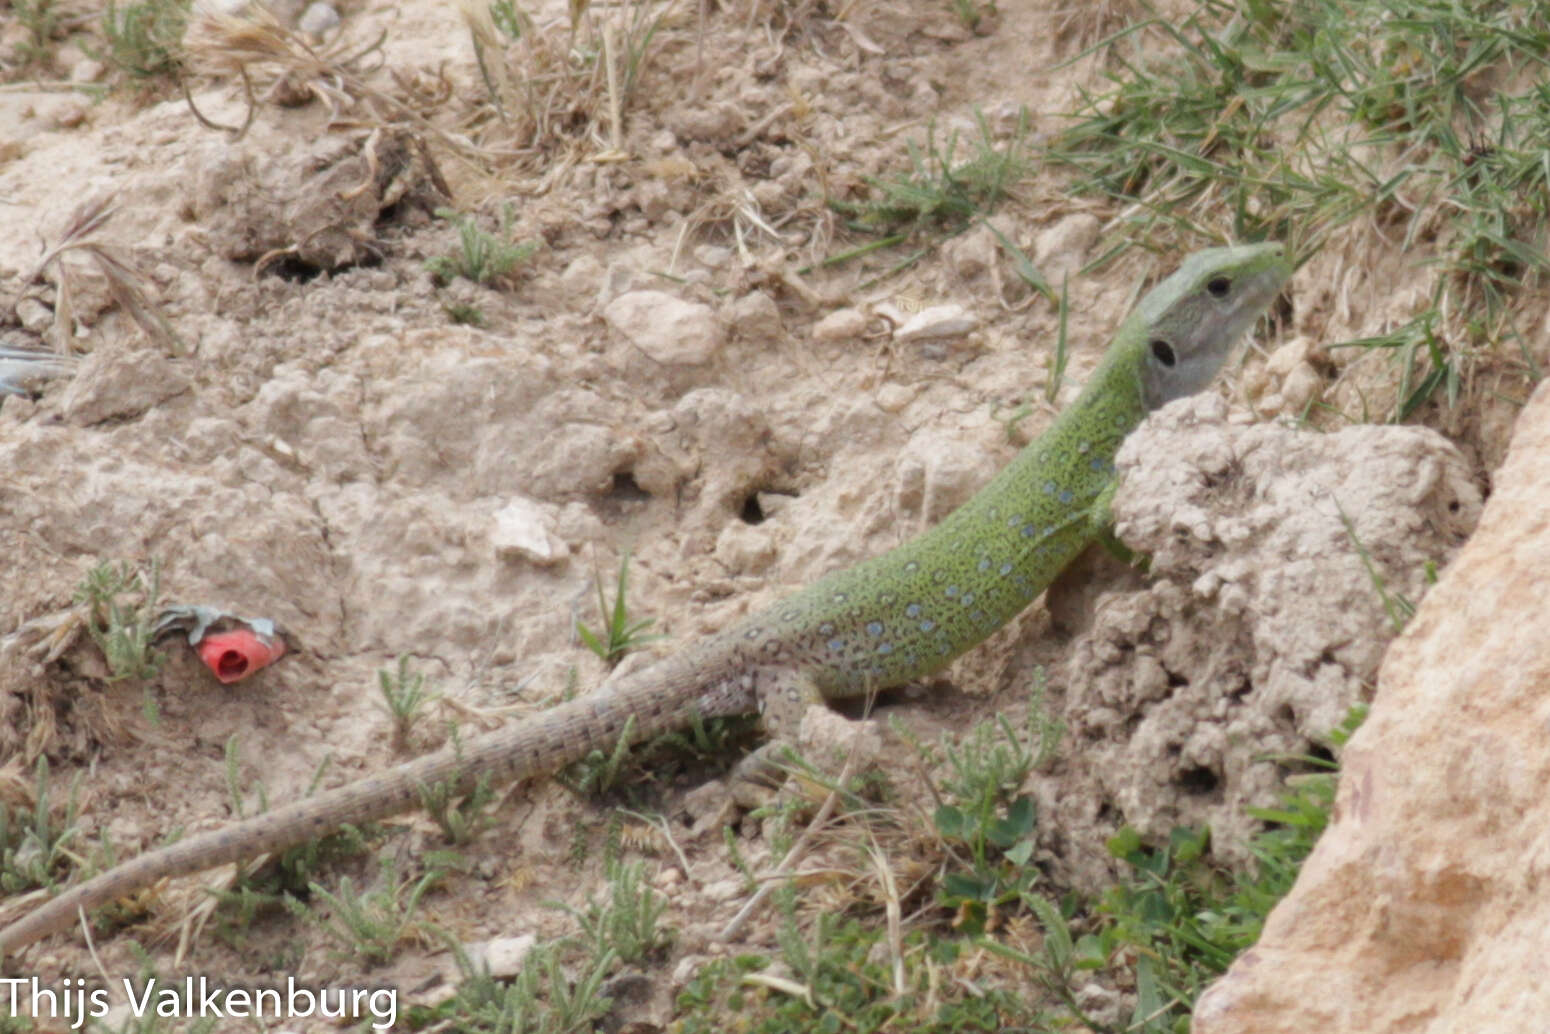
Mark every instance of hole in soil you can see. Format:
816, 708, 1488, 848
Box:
1178, 766, 1219, 795
1305, 742, 1335, 767
739, 493, 765, 525
262, 256, 328, 282
609, 471, 651, 503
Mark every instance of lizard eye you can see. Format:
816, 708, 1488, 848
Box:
1150, 339, 1176, 367
1207, 276, 1232, 298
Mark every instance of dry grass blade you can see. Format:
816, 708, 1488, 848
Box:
24, 192, 180, 353
454, 0, 676, 165
24, 193, 116, 283
181, 7, 506, 163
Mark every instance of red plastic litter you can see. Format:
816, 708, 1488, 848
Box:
196, 628, 287, 683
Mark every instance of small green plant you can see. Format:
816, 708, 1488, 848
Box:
985, 218, 1055, 302
98, 0, 189, 84
948, 0, 994, 33
424, 207, 539, 287
90, 956, 220, 1034
938, 709, 1035, 805
1011, 705, 1369, 1032
407, 939, 616, 1033
645, 710, 759, 767
0, 757, 83, 894
442, 300, 488, 326
1335, 499, 1415, 632
216, 739, 374, 919
289, 856, 446, 964
488, 0, 528, 40
377, 655, 441, 753
901, 687, 1055, 932
553, 857, 673, 964
1040, 0, 1547, 417
561, 714, 637, 797
418, 772, 498, 845
933, 792, 1038, 931
576, 549, 663, 665
1024, 665, 1064, 769
990, 399, 1033, 442
74, 559, 164, 683
608, 0, 669, 104
675, 912, 1038, 1033
11, 0, 62, 70
830, 111, 1030, 237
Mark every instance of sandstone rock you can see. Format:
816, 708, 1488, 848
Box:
1254, 336, 1323, 416
1192, 378, 1550, 1034
70, 58, 106, 84
798, 705, 882, 773
714, 519, 777, 575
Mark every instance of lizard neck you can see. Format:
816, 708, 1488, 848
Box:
748, 328, 1154, 697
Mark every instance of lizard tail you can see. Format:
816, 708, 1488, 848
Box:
0, 667, 708, 958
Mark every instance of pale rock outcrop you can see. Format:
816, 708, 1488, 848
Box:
1193, 378, 1550, 1033
1047, 394, 1480, 870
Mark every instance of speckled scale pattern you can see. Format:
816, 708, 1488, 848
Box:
719, 339, 1150, 697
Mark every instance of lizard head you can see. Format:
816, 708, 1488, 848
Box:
1135, 241, 1292, 409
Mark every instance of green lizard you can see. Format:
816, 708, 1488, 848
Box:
0, 242, 1290, 957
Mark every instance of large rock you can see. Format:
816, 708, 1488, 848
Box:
1194, 378, 1550, 1033
1047, 394, 1479, 872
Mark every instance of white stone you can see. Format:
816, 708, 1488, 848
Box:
466, 934, 537, 979
297, 1, 340, 35
492, 496, 568, 566
70, 58, 106, 84
875, 383, 915, 413
812, 307, 867, 342
603, 290, 724, 365
894, 303, 978, 343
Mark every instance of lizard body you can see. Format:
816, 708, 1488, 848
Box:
0, 242, 1290, 956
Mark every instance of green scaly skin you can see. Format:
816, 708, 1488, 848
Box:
0, 243, 1290, 957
